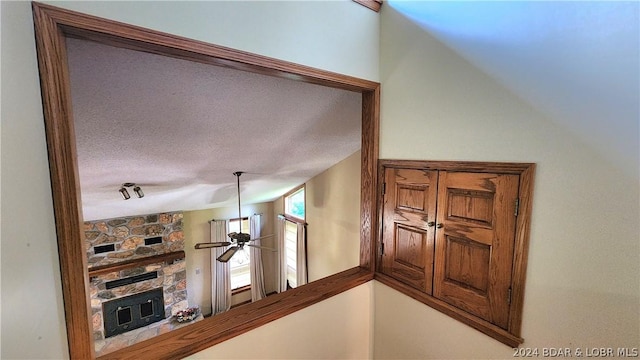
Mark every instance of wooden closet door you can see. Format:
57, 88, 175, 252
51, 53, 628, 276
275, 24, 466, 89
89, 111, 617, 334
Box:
381, 168, 438, 293
433, 171, 519, 329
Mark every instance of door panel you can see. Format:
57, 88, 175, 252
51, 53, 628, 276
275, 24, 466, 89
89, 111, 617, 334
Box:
447, 189, 494, 227
382, 168, 437, 293
445, 236, 491, 294
395, 225, 427, 268
433, 171, 519, 329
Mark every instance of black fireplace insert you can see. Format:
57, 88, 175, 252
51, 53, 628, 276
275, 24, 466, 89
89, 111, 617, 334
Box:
103, 288, 165, 338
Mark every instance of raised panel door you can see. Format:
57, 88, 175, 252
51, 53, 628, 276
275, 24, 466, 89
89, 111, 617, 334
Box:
433, 171, 519, 329
381, 168, 437, 293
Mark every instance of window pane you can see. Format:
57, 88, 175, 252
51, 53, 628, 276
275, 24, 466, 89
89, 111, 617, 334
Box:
228, 218, 249, 234
285, 188, 305, 219
285, 220, 297, 288
230, 261, 250, 289
228, 218, 251, 289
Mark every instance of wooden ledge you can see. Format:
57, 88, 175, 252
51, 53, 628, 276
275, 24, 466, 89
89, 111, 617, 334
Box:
88, 251, 185, 278
97, 267, 374, 360
353, 0, 382, 12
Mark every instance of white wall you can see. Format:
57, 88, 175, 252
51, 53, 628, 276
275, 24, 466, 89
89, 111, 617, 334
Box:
374, 5, 639, 359
0, 1, 378, 358
42, 0, 379, 82
188, 282, 374, 360
306, 150, 361, 282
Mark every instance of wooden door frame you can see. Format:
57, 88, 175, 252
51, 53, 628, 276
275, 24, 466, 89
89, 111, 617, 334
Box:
31, 2, 379, 359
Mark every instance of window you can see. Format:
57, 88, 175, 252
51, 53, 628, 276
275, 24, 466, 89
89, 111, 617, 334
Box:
228, 217, 250, 290
285, 186, 305, 220
284, 221, 298, 288
283, 186, 306, 288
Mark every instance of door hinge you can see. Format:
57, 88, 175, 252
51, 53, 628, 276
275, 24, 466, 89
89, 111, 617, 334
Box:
508, 287, 512, 305
514, 198, 520, 217
382, 182, 386, 195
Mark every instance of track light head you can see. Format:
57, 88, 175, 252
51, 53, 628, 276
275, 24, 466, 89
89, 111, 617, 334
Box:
119, 187, 131, 200
133, 186, 144, 198
120, 183, 143, 200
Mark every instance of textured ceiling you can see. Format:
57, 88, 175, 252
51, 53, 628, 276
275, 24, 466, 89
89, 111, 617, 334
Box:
66, 38, 361, 221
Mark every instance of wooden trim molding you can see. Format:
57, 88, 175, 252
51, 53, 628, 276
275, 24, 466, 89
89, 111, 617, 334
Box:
32, 3, 95, 358
378, 159, 535, 174
279, 214, 307, 226
353, 0, 383, 12
360, 87, 380, 270
231, 284, 252, 296
87, 251, 186, 278
31, 2, 379, 359
101, 268, 373, 360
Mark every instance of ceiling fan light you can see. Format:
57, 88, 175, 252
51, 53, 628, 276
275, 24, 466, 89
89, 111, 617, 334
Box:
235, 247, 249, 264
119, 187, 131, 200
133, 186, 144, 198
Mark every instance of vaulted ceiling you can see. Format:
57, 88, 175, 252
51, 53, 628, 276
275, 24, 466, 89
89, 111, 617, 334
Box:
66, 38, 362, 221
388, 1, 639, 175
70, 2, 638, 221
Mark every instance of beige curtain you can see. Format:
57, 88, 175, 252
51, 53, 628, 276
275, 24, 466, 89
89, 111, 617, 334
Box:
276, 216, 288, 292
210, 220, 231, 314
296, 222, 308, 287
249, 214, 266, 301
277, 216, 308, 290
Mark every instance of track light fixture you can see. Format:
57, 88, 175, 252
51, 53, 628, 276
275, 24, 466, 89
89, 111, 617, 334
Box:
120, 183, 144, 200
119, 187, 131, 200
133, 186, 144, 198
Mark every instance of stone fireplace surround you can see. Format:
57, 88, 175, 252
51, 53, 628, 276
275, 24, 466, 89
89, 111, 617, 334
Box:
84, 211, 198, 356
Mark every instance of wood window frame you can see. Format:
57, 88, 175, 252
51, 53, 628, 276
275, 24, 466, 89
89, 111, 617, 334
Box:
279, 214, 308, 225
231, 284, 251, 296
353, 0, 383, 12
31, 2, 379, 359
228, 217, 249, 223
375, 159, 535, 348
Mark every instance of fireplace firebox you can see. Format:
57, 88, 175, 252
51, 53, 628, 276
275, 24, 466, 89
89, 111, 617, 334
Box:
103, 288, 165, 338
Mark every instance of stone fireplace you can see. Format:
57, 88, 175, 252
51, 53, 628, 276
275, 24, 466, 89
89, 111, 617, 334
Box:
84, 211, 199, 356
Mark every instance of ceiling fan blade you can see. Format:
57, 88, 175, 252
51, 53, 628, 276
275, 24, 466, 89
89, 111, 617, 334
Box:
249, 234, 275, 241
247, 244, 277, 252
194, 242, 231, 249
216, 246, 240, 262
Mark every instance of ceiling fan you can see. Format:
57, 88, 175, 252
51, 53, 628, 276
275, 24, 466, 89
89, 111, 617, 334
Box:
194, 171, 275, 262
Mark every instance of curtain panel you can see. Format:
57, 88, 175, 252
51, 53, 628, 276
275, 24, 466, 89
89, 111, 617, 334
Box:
210, 220, 231, 314
276, 216, 287, 292
296, 222, 308, 287
249, 214, 267, 301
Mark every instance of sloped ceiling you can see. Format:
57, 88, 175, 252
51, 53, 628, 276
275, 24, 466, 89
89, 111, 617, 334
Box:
387, 1, 639, 175
66, 38, 362, 221
70, 2, 638, 221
